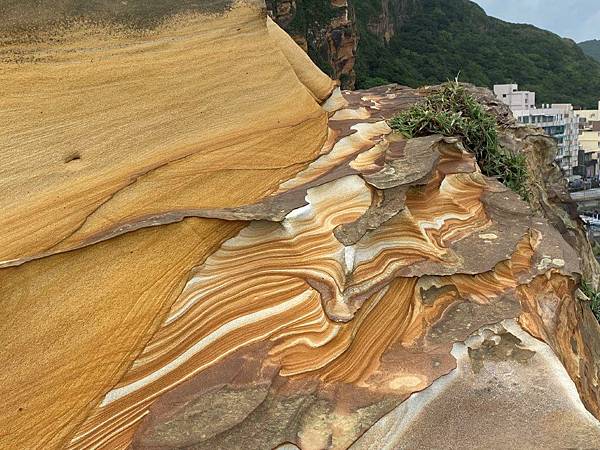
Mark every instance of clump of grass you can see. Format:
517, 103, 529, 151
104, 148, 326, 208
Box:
580, 281, 600, 323
389, 80, 529, 200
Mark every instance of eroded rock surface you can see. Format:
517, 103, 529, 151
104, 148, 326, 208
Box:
2, 2, 600, 450
353, 321, 600, 449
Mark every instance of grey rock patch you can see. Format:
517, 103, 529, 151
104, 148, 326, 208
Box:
334, 186, 407, 246
363, 135, 443, 190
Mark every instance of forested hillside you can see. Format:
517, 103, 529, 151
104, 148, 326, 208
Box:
268, 0, 600, 108
579, 40, 600, 63
353, 0, 600, 108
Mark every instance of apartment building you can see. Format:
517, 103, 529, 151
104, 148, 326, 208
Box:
575, 101, 600, 123
575, 104, 600, 178
494, 84, 579, 179
579, 122, 600, 151
493, 84, 535, 111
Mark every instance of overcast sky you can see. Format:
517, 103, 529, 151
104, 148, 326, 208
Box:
473, 0, 600, 42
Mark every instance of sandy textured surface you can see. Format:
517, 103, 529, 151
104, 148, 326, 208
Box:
0, 1, 331, 266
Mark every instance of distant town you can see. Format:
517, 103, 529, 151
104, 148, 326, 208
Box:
494, 84, 600, 193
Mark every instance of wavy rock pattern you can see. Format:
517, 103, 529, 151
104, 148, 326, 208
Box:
67, 85, 596, 448
2, 2, 600, 450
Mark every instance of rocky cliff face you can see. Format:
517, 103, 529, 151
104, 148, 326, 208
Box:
265, 0, 420, 89
364, 0, 418, 43
2, 2, 600, 449
266, 0, 358, 88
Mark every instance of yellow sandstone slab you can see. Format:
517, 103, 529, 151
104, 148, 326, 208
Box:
0, 1, 332, 267
0, 218, 243, 449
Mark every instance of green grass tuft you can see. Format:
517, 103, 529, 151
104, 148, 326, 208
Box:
389, 81, 529, 200
580, 281, 600, 323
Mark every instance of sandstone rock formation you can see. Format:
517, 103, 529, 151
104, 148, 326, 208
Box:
2, 2, 600, 450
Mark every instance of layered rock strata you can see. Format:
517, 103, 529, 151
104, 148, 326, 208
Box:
2, 2, 600, 450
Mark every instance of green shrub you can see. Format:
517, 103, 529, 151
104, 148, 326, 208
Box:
580, 281, 600, 323
389, 81, 529, 200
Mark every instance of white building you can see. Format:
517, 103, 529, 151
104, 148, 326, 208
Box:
494, 84, 579, 180
493, 84, 535, 111
580, 128, 600, 153
516, 104, 579, 179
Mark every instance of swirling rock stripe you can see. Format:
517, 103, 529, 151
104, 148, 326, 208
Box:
68, 176, 371, 448
68, 150, 548, 449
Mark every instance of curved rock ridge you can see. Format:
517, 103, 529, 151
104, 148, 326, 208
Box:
64, 85, 593, 448
3, 3, 600, 450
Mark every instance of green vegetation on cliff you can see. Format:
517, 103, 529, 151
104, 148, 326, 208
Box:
580, 281, 600, 323
579, 40, 600, 63
354, 0, 600, 108
390, 82, 529, 199
268, 0, 600, 107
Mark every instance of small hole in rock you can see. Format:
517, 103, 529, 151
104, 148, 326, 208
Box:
65, 153, 81, 163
